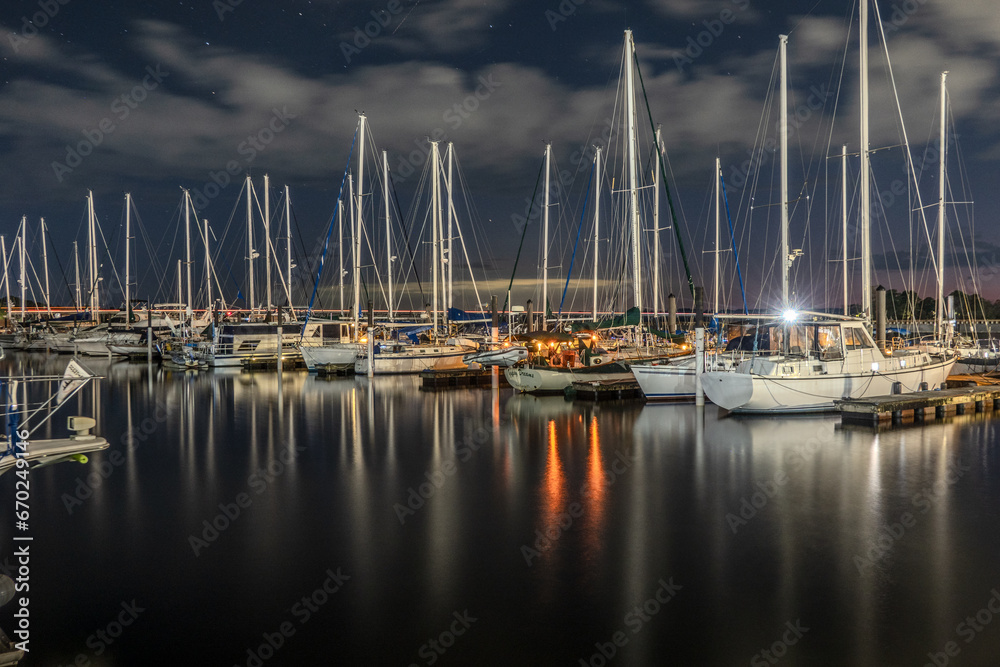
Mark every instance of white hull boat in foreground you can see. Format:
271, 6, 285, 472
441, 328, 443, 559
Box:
701, 318, 956, 413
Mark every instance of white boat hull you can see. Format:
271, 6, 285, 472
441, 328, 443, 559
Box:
300, 343, 361, 371
354, 345, 469, 374
504, 362, 632, 394
631, 354, 742, 401
702, 355, 956, 413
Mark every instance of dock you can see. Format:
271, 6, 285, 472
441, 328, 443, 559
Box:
568, 379, 642, 401
836, 386, 1000, 426
315, 363, 355, 377
420, 368, 508, 389
241, 357, 306, 371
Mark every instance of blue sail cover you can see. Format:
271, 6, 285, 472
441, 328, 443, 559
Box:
447, 307, 491, 322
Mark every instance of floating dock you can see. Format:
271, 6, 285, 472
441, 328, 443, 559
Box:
836, 386, 1000, 426
420, 368, 508, 389
315, 364, 355, 377
568, 379, 642, 401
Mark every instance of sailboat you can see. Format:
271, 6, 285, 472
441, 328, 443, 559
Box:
505, 30, 687, 393
353, 139, 475, 374
702, 16, 955, 413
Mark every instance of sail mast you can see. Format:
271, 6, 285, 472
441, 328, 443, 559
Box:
1, 237, 9, 323
354, 115, 366, 338
246, 175, 255, 313
542, 142, 550, 330
654, 125, 662, 319
205, 218, 212, 311
184, 189, 193, 319
431, 141, 441, 335
73, 240, 81, 314
860, 0, 872, 320
714, 157, 721, 315
125, 194, 132, 326
383, 150, 393, 321
446, 142, 454, 312
779, 34, 790, 309
264, 173, 272, 313
19, 216, 26, 321
935, 71, 948, 342
285, 185, 294, 318
625, 30, 642, 315
87, 190, 99, 320
41, 218, 51, 316
593, 146, 601, 322
842, 144, 849, 316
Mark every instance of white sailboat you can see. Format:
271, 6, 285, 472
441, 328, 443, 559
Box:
702, 16, 956, 413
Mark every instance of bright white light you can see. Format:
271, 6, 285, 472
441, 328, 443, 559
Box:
871, 363, 879, 372
783, 309, 797, 322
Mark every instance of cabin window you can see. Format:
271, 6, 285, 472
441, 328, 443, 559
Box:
844, 328, 863, 350
816, 326, 843, 360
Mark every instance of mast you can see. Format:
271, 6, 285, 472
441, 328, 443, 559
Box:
593, 146, 601, 322
1, 237, 9, 324
431, 141, 441, 335
264, 173, 272, 313
285, 185, 292, 315
338, 185, 345, 316
348, 174, 355, 330
18, 216, 25, 322
184, 189, 192, 318
73, 241, 81, 313
383, 150, 393, 321
779, 34, 790, 309
245, 175, 255, 313
935, 71, 948, 342
40, 218, 51, 316
625, 30, 642, 315
842, 144, 849, 316
354, 114, 366, 339
714, 157, 721, 315
446, 142, 454, 311
125, 194, 132, 326
204, 218, 212, 311
542, 142, 550, 329
654, 125, 662, 319
860, 0, 872, 320
87, 190, 99, 319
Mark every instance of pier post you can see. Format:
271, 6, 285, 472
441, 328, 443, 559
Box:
876, 285, 886, 350
526, 299, 534, 333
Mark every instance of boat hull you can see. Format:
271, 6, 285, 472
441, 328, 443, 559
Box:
504, 362, 632, 394
463, 346, 528, 368
702, 356, 956, 413
300, 343, 361, 371
355, 346, 470, 374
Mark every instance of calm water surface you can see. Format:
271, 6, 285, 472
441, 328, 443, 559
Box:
2, 352, 999, 666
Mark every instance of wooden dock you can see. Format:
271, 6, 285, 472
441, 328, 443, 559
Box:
241, 357, 305, 371
836, 386, 1000, 426
568, 379, 642, 401
315, 363, 355, 377
420, 368, 509, 389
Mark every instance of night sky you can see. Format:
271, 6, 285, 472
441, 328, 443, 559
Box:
1, 0, 998, 313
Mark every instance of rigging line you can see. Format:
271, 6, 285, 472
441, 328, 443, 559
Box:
390, 163, 424, 304
719, 170, 749, 314
502, 151, 546, 314
42, 224, 74, 311
633, 45, 694, 299
301, 123, 358, 340
559, 161, 594, 318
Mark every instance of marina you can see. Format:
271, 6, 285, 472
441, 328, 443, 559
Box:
2, 0, 1000, 664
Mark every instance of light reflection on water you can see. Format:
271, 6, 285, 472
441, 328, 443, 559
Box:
1, 352, 999, 665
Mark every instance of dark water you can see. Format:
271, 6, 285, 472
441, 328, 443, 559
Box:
2, 352, 1000, 666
